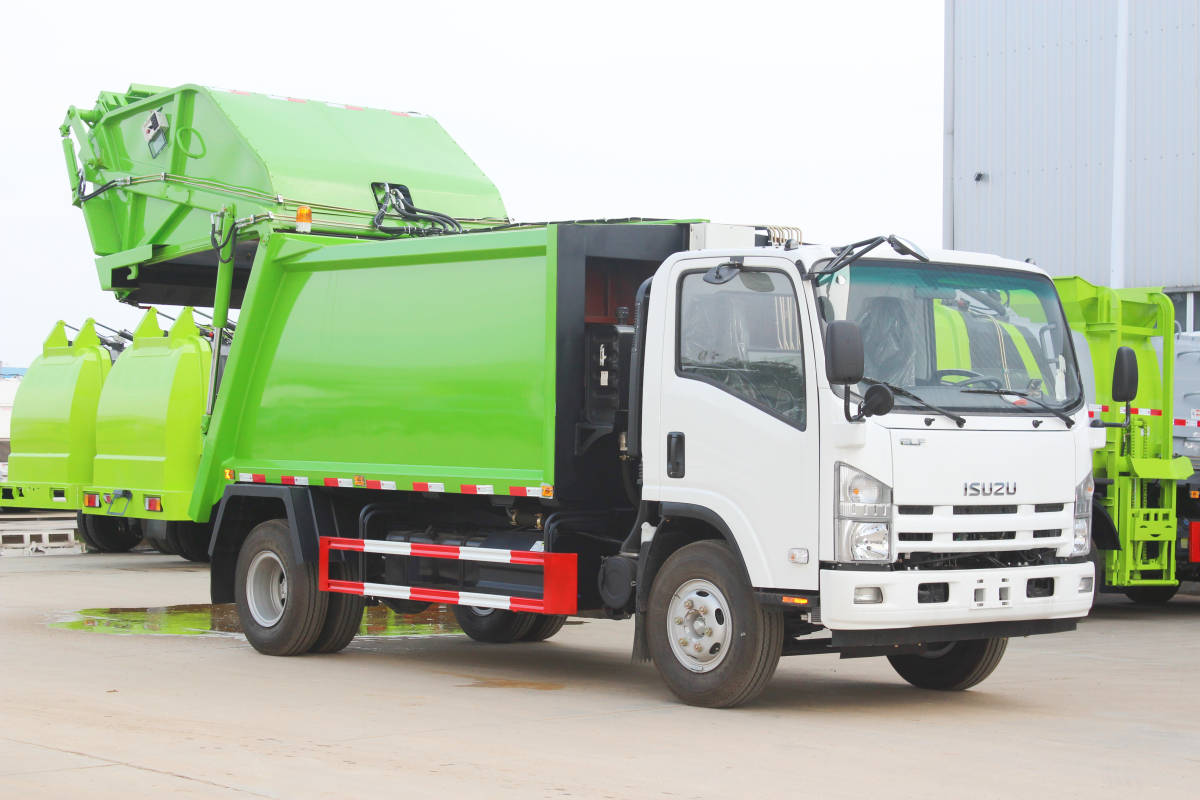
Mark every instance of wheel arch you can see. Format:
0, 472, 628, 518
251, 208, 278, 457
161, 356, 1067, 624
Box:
208, 485, 332, 603
635, 503, 755, 621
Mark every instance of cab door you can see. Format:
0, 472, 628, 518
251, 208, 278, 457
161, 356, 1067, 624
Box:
641, 254, 820, 590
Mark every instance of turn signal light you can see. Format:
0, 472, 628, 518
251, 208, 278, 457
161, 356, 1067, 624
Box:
83, 493, 101, 508
145, 496, 163, 512
296, 205, 312, 233
781, 596, 809, 605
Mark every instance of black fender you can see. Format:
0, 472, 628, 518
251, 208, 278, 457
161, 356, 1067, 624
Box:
208, 484, 336, 603
634, 502, 753, 614
1091, 500, 1119, 551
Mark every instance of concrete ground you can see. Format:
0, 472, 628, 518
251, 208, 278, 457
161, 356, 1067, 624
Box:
0, 550, 1196, 799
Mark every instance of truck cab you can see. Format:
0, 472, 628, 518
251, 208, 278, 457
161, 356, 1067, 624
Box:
630, 240, 1099, 701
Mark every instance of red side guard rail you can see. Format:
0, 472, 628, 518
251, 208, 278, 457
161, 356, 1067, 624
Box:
317, 537, 578, 614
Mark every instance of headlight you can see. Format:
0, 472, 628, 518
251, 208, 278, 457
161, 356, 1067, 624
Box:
840, 521, 891, 561
836, 464, 892, 562
1071, 473, 1093, 556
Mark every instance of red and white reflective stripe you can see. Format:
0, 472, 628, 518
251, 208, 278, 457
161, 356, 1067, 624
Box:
230, 476, 549, 496
324, 102, 365, 110
318, 536, 577, 614
1130, 407, 1163, 417
330, 537, 550, 565
1087, 404, 1110, 418
1174, 418, 1200, 427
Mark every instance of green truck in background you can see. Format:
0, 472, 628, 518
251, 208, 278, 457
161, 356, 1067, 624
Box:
1055, 277, 1197, 603
1, 83, 1109, 706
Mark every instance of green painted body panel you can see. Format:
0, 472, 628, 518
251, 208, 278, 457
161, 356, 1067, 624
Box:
188, 227, 559, 519
0, 321, 110, 509
61, 84, 507, 293
85, 309, 211, 521
1055, 276, 1190, 589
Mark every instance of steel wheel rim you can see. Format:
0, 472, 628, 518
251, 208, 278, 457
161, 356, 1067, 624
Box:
246, 550, 288, 628
666, 578, 732, 673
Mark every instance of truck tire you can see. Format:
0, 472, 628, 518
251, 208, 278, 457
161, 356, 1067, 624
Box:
142, 520, 180, 556
452, 605, 537, 643
888, 637, 1008, 690
308, 559, 365, 654
80, 514, 142, 553
647, 540, 784, 708
519, 614, 567, 642
1122, 585, 1178, 605
166, 521, 212, 563
75, 512, 101, 551
234, 519, 328, 656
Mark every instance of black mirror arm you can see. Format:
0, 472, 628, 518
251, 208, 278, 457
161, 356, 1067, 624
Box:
843, 389, 865, 423
1089, 401, 1132, 429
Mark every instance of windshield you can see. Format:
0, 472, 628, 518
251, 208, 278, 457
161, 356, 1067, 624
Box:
814, 259, 1084, 414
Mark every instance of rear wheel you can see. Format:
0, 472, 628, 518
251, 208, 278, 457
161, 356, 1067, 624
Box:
166, 521, 212, 563
519, 614, 567, 642
647, 540, 784, 708
308, 557, 364, 654
452, 605, 537, 643
888, 637, 1008, 690
79, 514, 142, 553
234, 519, 328, 656
75, 512, 101, 551
1122, 585, 1179, 605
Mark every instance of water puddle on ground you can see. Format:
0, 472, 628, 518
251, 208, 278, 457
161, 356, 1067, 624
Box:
51, 603, 463, 638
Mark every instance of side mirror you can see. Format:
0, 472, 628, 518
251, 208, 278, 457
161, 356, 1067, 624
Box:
1112, 346, 1138, 403
825, 320, 864, 385
861, 383, 895, 417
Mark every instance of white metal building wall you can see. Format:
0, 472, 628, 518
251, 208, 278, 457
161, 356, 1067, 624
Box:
945, 0, 1200, 290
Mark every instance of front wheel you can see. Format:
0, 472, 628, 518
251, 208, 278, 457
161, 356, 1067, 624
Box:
1122, 585, 1178, 605
888, 637, 1008, 690
234, 519, 328, 656
647, 540, 784, 708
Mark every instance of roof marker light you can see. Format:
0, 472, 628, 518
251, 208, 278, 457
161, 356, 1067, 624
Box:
296, 206, 312, 234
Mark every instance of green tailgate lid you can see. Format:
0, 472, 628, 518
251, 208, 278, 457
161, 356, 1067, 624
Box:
62, 83, 507, 289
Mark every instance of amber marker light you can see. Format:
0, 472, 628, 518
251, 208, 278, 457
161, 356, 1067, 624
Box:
296, 205, 313, 233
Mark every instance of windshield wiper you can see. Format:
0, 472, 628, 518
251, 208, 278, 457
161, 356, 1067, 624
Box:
811, 234, 930, 278
861, 378, 966, 428
960, 388, 1075, 428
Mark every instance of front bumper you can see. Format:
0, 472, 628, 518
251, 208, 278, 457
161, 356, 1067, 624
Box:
819, 562, 1094, 630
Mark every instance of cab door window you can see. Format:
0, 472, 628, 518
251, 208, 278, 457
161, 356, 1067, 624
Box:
677, 270, 806, 429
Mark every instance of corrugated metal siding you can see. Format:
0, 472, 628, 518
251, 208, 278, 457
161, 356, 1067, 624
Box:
947, 0, 1200, 289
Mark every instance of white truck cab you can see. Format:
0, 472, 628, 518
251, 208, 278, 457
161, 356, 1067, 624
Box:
634, 235, 1103, 704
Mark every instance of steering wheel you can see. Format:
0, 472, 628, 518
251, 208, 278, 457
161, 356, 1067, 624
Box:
934, 369, 1003, 389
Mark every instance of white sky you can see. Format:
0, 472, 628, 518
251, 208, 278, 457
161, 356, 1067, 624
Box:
0, 0, 943, 367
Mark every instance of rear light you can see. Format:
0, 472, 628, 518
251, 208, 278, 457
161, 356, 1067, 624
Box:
145, 496, 163, 512
296, 205, 312, 233
83, 493, 101, 508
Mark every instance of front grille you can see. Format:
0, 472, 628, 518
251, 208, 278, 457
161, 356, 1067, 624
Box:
898, 548, 1059, 570
953, 531, 1016, 541
954, 505, 1018, 515
898, 505, 934, 515
899, 532, 933, 542
1033, 529, 1061, 538
1034, 503, 1065, 513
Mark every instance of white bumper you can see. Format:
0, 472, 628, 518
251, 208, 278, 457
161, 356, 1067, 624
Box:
819, 562, 1094, 631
